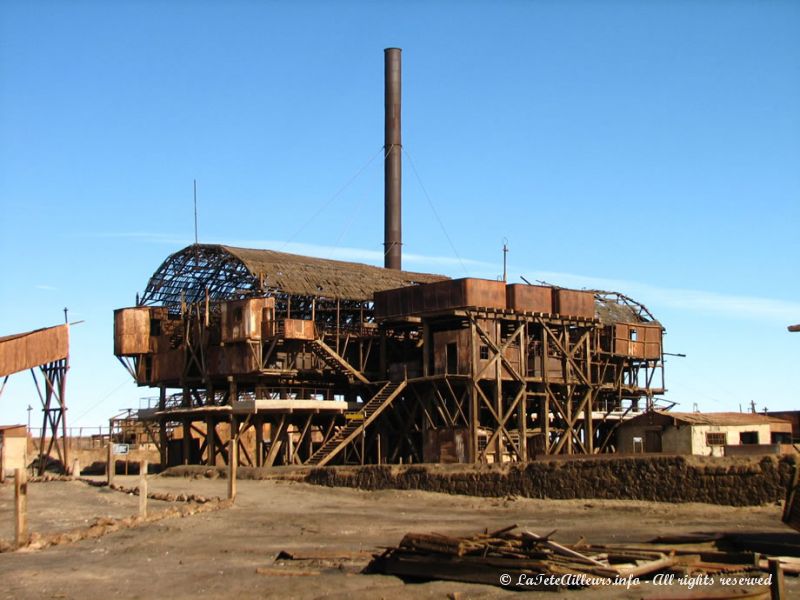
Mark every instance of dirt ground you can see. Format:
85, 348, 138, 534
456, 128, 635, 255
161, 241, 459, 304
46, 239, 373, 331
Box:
0, 475, 798, 599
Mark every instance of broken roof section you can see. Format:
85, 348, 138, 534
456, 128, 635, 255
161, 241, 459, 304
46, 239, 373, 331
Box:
592, 290, 662, 328
140, 245, 663, 329
140, 244, 448, 306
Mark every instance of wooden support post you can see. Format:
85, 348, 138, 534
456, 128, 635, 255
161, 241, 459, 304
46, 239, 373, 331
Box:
494, 322, 503, 462
422, 322, 431, 377
182, 418, 191, 465
255, 416, 264, 468
360, 425, 365, 465
285, 424, 293, 465
543, 390, 550, 454
159, 418, 168, 468
107, 443, 115, 484
139, 460, 148, 518
469, 318, 479, 463
770, 558, 786, 600
206, 416, 216, 466
518, 390, 527, 462
228, 419, 238, 501
158, 387, 167, 468
584, 390, 594, 455
14, 468, 28, 548
71, 457, 80, 478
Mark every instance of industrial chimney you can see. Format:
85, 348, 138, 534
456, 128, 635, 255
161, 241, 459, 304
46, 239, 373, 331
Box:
384, 48, 402, 270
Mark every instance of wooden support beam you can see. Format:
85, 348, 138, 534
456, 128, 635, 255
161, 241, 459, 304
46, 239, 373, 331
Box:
255, 415, 264, 467
469, 318, 479, 463
182, 417, 191, 465
264, 415, 287, 467
206, 416, 216, 466
228, 427, 238, 501
158, 388, 167, 467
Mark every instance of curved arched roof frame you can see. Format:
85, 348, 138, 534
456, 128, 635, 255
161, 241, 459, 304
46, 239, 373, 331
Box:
139, 244, 447, 307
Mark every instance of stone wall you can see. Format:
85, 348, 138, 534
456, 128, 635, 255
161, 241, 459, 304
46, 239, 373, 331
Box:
306, 454, 797, 506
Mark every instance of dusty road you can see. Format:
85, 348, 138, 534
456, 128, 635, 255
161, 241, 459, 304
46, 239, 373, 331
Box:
0, 475, 797, 599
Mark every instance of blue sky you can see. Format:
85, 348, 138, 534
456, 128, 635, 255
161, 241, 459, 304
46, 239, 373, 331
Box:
1, 1, 798, 428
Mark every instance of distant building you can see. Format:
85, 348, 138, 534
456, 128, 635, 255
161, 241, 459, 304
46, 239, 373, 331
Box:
0, 424, 28, 478
616, 412, 793, 457
766, 411, 800, 443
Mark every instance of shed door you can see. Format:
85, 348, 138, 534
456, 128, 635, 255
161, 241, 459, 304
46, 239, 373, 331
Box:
645, 430, 662, 453
446, 342, 458, 374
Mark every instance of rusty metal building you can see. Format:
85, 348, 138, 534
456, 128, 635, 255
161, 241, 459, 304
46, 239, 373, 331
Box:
114, 249, 665, 467
113, 49, 667, 469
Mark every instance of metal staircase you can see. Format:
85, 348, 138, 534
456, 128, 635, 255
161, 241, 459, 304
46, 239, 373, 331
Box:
309, 338, 370, 384
306, 380, 407, 466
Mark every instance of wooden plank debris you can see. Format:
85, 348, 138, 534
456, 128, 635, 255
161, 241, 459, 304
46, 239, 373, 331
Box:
366, 525, 794, 591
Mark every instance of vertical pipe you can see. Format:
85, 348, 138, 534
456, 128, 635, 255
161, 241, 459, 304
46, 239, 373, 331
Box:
384, 48, 402, 270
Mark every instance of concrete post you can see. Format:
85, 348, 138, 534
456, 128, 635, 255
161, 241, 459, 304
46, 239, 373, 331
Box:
14, 468, 28, 547
139, 460, 148, 518
107, 443, 115, 485
228, 425, 238, 502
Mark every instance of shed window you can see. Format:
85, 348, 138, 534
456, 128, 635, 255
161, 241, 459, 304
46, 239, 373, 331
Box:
739, 431, 759, 445
630, 328, 638, 341
149, 319, 161, 337
706, 432, 726, 446
479, 345, 489, 360
233, 307, 243, 322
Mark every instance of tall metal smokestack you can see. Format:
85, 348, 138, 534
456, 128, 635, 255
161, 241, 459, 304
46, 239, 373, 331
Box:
384, 47, 402, 270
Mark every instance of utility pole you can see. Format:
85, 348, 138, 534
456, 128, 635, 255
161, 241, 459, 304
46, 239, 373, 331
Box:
502, 239, 508, 283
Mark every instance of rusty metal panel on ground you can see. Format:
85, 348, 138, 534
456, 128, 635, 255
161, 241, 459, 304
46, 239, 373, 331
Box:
0, 324, 69, 377
552, 289, 595, 319
506, 284, 552, 313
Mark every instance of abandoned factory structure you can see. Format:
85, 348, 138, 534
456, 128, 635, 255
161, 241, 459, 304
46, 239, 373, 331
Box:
113, 49, 667, 469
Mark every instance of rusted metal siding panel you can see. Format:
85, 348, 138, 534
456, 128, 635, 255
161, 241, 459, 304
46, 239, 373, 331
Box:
506, 284, 552, 313
461, 279, 506, 309
432, 329, 472, 375
423, 428, 468, 463
612, 323, 662, 359
220, 298, 274, 343
376, 278, 506, 318
283, 319, 316, 340
114, 308, 152, 356
0, 324, 69, 377
150, 349, 184, 382
552, 289, 595, 319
